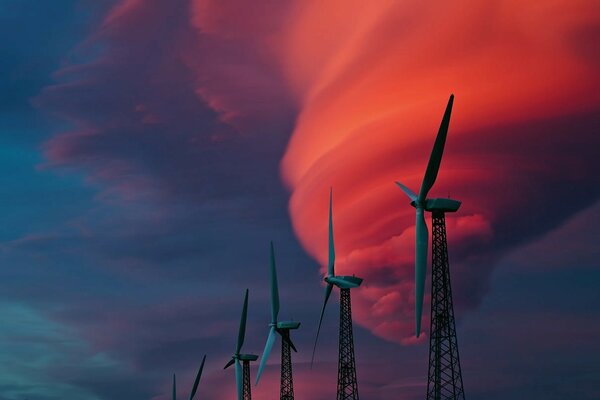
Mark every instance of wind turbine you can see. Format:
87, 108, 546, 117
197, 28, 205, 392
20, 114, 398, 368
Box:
312, 188, 363, 400
395, 94, 465, 399
224, 289, 258, 400
171, 354, 206, 400
255, 241, 301, 400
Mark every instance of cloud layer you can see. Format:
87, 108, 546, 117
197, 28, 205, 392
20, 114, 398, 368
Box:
276, 0, 600, 342
1, 0, 598, 399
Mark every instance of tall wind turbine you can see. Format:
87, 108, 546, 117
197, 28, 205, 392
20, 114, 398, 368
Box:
313, 189, 363, 400
224, 289, 258, 400
395, 94, 465, 399
255, 242, 301, 400
171, 354, 206, 400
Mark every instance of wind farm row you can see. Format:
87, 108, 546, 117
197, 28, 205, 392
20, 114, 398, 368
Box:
171, 94, 465, 400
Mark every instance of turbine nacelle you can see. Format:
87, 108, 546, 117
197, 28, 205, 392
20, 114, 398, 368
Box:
224, 353, 259, 369
277, 321, 301, 330
325, 275, 363, 289
267, 320, 301, 335
407, 197, 462, 213
238, 354, 259, 362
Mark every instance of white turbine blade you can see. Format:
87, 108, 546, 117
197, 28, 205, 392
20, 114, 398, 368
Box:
395, 181, 417, 202
270, 242, 280, 324
189, 354, 205, 400
235, 360, 243, 400
311, 282, 333, 367
236, 289, 249, 354
415, 208, 428, 337
418, 94, 454, 202
255, 326, 277, 385
172, 373, 176, 400
328, 188, 335, 277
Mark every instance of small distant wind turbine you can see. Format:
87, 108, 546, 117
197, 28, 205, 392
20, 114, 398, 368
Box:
312, 188, 362, 399
255, 241, 301, 399
224, 289, 258, 400
171, 354, 206, 400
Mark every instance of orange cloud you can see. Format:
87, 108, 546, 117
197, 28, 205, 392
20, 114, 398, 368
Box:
277, 0, 600, 343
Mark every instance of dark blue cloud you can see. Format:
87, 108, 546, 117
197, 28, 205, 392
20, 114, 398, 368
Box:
1, 2, 312, 399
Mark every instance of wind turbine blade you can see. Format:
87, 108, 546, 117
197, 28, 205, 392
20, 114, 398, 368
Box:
418, 94, 454, 202
236, 289, 249, 354
255, 326, 276, 385
224, 358, 235, 370
270, 242, 280, 324
235, 360, 243, 400
395, 181, 417, 202
311, 283, 333, 367
189, 354, 206, 400
172, 374, 176, 400
415, 208, 429, 337
328, 188, 335, 277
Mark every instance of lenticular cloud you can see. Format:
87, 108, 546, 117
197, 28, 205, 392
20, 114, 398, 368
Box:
276, 0, 600, 343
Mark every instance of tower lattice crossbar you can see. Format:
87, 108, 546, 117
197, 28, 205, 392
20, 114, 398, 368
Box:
337, 288, 359, 400
426, 212, 465, 400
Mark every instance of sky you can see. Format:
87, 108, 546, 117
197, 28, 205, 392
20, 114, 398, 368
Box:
0, 0, 599, 399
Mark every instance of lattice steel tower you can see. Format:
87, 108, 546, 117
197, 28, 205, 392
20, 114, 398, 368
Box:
337, 288, 359, 400
313, 189, 362, 400
426, 212, 465, 400
279, 329, 295, 400
242, 361, 252, 400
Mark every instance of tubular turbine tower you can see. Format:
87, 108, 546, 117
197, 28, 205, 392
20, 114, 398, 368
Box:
395, 94, 465, 400
312, 189, 363, 400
